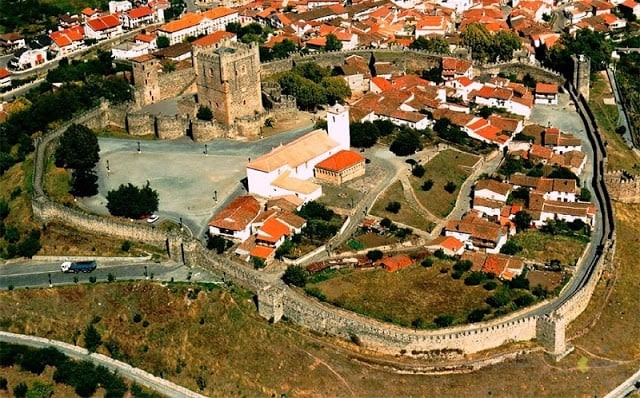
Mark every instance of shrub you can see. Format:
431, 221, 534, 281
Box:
142, 320, 150, 328
421, 257, 434, 267
121, 240, 131, 252
0, 377, 6, 390
433, 314, 454, 327
196, 106, 213, 121
411, 164, 425, 177
385, 201, 401, 214
453, 260, 472, 272
500, 239, 523, 255
434, 249, 448, 259
107, 273, 115, 283
421, 179, 434, 191
451, 270, 464, 279
380, 218, 393, 228
467, 308, 490, 323
514, 293, 535, 307
483, 281, 498, 291
89, 276, 96, 283
444, 181, 457, 193
13, 382, 27, 398
251, 256, 266, 269
411, 317, 426, 329
84, 324, 102, 353
464, 271, 487, 286
486, 287, 512, 308
133, 313, 142, 323
366, 250, 383, 261
282, 265, 307, 287
304, 286, 327, 301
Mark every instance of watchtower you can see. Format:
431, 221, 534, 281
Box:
327, 103, 350, 150
131, 54, 160, 107
195, 42, 263, 126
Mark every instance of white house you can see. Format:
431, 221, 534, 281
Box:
246, 104, 351, 202
109, 0, 132, 14
49, 26, 86, 57
0, 68, 11, 89
444, 213, 508, 254
84, 14, 123, 41
157, 8, 238, 45
470, 84, 533, 119
208, 195, 262, 241
111, 41, 150, 59
121, 6, 157, 29
474, 179, 512, 202
9, 48, 47, 70
414, 15, 449, 37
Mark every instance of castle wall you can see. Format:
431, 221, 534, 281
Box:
156, 114, 188, 140
191, 119, 226, 141
126, 112, 156, 136
604, 170, 640, 203
158, 68, 196, 101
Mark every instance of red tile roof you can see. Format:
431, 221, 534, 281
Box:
257, 217, 290, 243
535, 82, 558, 95
370, 76, 392, 91
378, 254, 412, 272
135, 33, 156, 43
192, 31, 236, 47
86, 14, 121, 31
315, 150, 365, 172
50, 26, 84, 47
209, 195, 261, 231
0, 68, 10, 79
128, 6, 153, 18
250, 245, 275, 259
202, 6, 238, 20
160, 13, 203, 33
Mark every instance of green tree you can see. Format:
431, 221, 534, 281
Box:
514, 210, 533, 232
55, 124, 100, 171
421, 179, 434, 191
412, 164, 425, 177
282, 265, 308, 287
277, 72, 326, 110
106, 182, 159, 219
548, 166, 580, 183
84, 324, 102, 353
350, 121, 379, 148
546, 30, 612, 74
385, 201, 401, 213
433, 314, 454, 327
156, 36, 170, 48
366, 249, 384, 261
293, 62, 330, 83
271, 39, 298, 60
196, 106, 214, 121
321, 77, 351, 104
0, 199, 9, 220
492, 30, 522, 62
461, 23, 495, 62
410, 36, 450, 54
444, 181, 457, 193
17, 230, 41, 258
14, 382, 28, 398
324, 33, 342, 51
390, 128, 422, 156
579, 187, 592, 202
500, 239, 522, 255
71, 168, 98, 197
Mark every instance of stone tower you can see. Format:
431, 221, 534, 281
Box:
195, 42, 263, 126
571, 54, 590, 101
327, 103, 350, 150
132, 54, 160, 107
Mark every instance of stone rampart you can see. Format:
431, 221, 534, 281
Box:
281, 286, 538, 357
158, 68, 196, 101
191, 119, 226, 141
126, 112, 156, 136
475, 61, 565, 85
604, 170, 640, 203
156, 114, 188, 140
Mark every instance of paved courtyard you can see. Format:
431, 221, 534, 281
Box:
79, 125, 314, 239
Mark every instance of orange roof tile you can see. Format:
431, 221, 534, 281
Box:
202, 7, 238, 20
192, 31, 236, 47
160, 13, 203, 33
257, 217, 290, 243
535, 82, 558, 95
209, 195, 261, 231
378, 254, 412, 272
0, 68, 10, 79
250, 245, 275, 259
128, 6, 153, 18
315, 150, 365, 172
370, 76, 392, 91
135, 33, 156, 42
86, 14, 121, 31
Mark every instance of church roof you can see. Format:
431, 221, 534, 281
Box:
315, 150, 364, 172
247, 129, 339, 172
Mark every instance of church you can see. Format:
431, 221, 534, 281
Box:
246, 104, 365, 202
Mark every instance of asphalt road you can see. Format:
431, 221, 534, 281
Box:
0, 260, 219, 289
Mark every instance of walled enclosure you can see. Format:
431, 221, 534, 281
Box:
30, 52, 611, 364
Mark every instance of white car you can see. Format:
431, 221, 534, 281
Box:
146, 214, 160, 223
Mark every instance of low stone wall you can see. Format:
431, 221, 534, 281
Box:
604, 170, 640, 203
126, 112, 155, 136
156, 114, 188, 140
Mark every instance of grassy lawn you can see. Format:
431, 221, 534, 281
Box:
43, 158, 74, 205
95, 127, 156, 141
510, 230, 588, 267
569, 202, 640, 360
410, 149, 480, 218
589, 74, 639, 171
317, 183, 364, 210
342, 232, 398, 251
307, 260, 493, 328
371, 181, 434, 231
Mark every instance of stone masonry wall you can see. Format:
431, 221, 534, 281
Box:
604, 170, 640, 203
156, 114, 188, 140
158, 68, 196, 101
126, 112, 156, 136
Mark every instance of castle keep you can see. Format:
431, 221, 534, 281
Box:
195, 42, 263, 126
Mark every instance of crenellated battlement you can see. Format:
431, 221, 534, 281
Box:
604, 170, 640, 203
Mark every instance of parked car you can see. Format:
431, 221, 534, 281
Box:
146, 214, 159, 223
